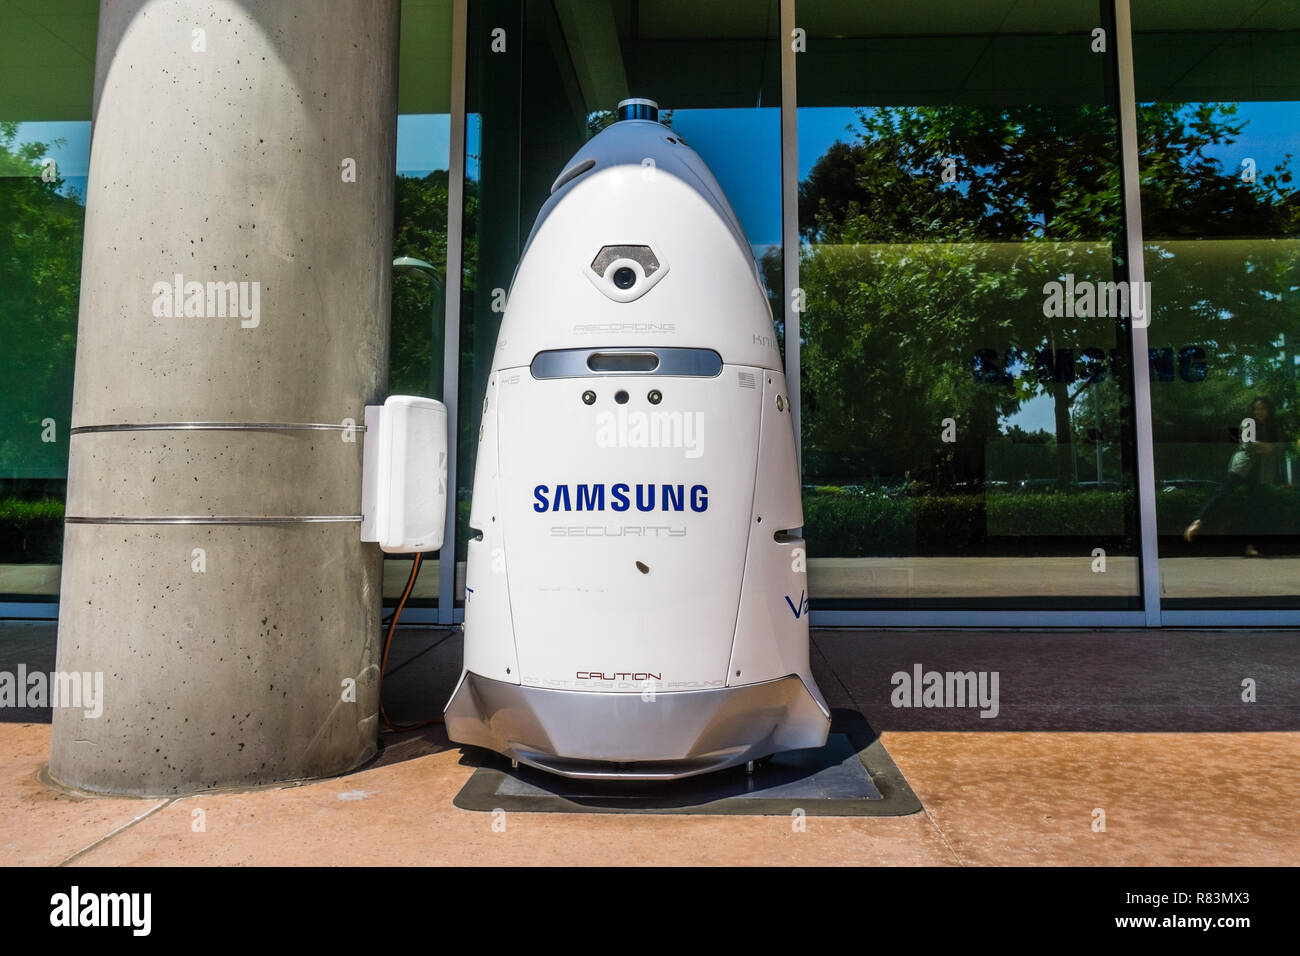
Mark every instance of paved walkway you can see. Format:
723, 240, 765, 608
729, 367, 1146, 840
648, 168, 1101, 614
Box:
1, 624, 1296, 865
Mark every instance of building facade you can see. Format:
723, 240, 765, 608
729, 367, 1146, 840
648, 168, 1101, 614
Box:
4, 0, 1300, 634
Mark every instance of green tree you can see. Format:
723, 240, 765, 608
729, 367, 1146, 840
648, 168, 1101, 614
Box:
1137, 103, 1300, 461
389, 169, 480, 400
796, 101, 1296, 493
0, 122, 83, 483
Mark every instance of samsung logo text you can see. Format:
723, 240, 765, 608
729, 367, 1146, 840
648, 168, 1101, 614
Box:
533, 482, 708, 513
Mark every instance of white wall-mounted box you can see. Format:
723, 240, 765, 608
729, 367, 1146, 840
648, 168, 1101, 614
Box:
360, 395, 447, 553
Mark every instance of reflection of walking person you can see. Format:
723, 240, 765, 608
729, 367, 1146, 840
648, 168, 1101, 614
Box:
1184, 396, 1286, 556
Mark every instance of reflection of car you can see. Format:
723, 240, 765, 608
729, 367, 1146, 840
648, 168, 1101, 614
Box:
1010, 479, 1131, 493
943, 480, 1011, 493
1017, 478, 1062, 492
802, 484, 867, 495
1158, 479, 1219, 493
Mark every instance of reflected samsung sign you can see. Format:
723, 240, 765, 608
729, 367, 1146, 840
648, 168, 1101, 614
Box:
972, 346, 1208, 384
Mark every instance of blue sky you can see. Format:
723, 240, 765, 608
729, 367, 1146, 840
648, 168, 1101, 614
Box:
9, 120, 90, 200
11, 120, 91, 177
15, 99, 1296, 208
797, 102, 1300, 187
1193, 100, 1300, 178
396, 113, 452, 177
668, 107, 783, 248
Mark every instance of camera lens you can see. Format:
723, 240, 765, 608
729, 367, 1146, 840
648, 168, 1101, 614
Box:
612, 266, 637, 290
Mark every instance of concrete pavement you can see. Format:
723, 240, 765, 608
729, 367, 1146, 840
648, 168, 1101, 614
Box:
1, 623, 1296, 865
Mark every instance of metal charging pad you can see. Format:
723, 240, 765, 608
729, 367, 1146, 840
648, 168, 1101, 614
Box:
452, 709, 922, 816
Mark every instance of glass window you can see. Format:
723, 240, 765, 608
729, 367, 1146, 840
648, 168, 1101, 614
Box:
384, 0, 455, 606
0, 1, 97, 607
1134, 1, 1300, 608
457, 0, 782, 601
795, 0, 1143, 609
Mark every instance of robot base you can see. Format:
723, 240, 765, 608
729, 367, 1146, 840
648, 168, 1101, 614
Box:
444, 672, 831, 781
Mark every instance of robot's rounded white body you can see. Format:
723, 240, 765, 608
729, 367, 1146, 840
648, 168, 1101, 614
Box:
444, 104, 830, 779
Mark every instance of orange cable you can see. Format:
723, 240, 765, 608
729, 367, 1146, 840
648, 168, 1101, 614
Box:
378, 553, 441, 733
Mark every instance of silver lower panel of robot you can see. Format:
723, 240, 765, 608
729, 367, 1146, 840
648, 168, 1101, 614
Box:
443, 671, 831, 780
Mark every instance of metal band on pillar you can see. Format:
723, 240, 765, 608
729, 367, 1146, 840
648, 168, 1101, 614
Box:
66, 516, 362, 524
66, 420, 369, 524
70, 422, 367, 434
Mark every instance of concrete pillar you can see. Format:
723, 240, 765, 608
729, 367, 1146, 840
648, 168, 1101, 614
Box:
48, 0, 400, 795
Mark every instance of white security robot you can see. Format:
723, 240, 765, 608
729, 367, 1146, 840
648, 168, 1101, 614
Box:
444, 98, 830, 779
